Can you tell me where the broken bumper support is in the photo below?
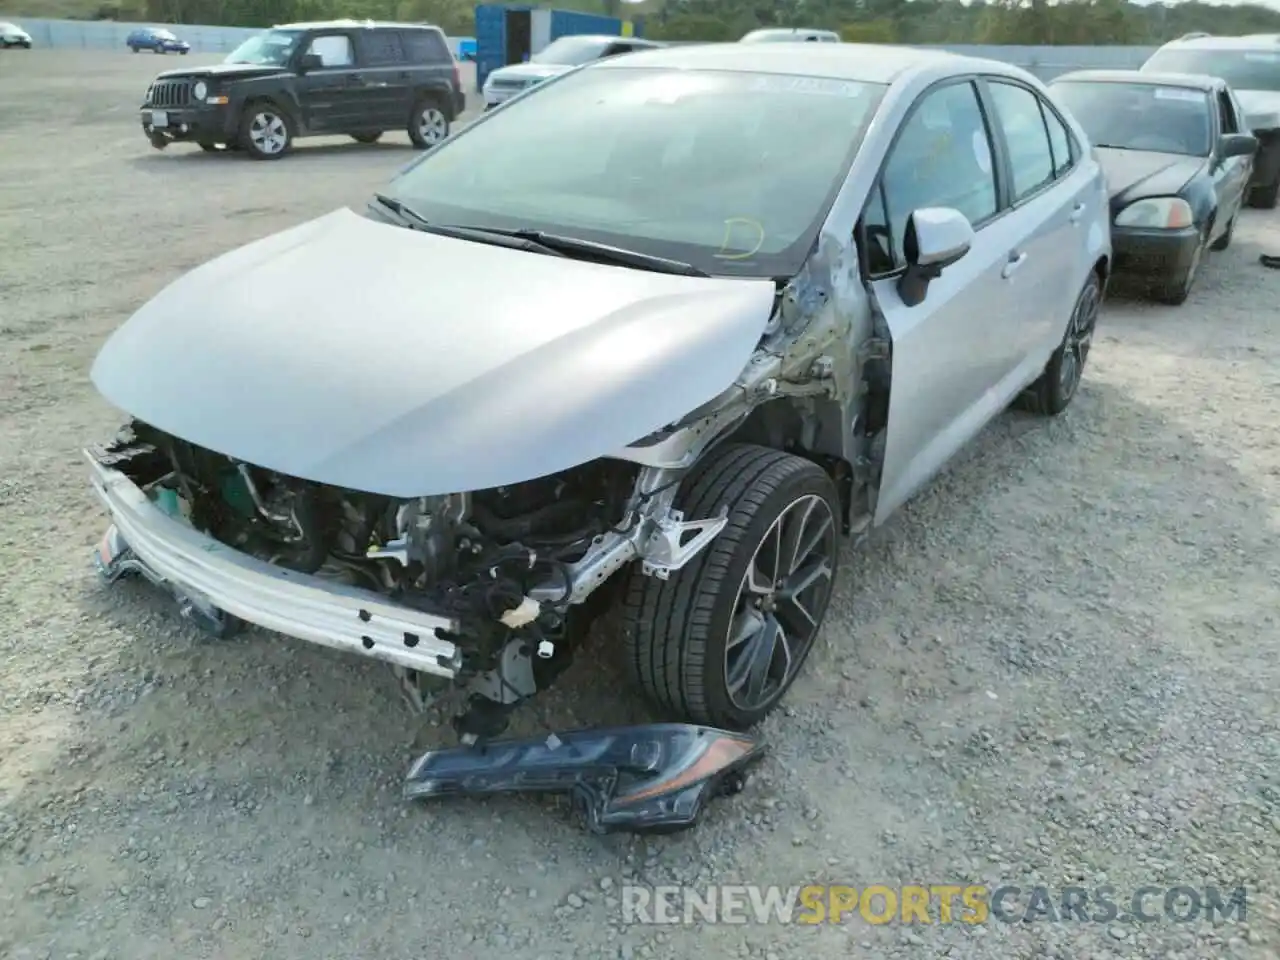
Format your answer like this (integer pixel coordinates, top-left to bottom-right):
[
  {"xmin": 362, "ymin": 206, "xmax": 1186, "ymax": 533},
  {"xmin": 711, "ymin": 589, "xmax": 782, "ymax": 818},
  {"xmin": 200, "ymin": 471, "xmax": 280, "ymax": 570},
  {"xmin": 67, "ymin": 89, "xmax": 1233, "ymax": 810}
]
[
  {"xmin": 85, "ymin": 451, "xmax": 463, "ymax": 678},
  {"xmin": 404, "ymin": 723, "xmax": 766, "ymax": 833}
]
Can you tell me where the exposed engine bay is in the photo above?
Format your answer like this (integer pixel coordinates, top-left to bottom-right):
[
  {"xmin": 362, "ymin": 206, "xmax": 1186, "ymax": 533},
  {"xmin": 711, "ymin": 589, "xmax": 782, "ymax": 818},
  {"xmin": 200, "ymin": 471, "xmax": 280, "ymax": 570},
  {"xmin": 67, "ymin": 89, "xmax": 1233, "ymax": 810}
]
[{"xmin": 94, "ymin": 419, "xmax": 730, "ymax": 741}]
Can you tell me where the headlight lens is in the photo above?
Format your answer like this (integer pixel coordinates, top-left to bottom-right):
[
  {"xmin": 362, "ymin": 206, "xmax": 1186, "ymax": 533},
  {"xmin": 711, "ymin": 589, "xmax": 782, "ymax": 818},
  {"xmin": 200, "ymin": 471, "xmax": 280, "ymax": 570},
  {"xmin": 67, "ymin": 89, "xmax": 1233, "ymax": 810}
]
[
  {"xmin": 1114, "ymin": 197, "xmax": 1194, "ymax": 229},
  {"xmin": 193, "ymin": 80, "xmax": 208, "ymax": 100}
]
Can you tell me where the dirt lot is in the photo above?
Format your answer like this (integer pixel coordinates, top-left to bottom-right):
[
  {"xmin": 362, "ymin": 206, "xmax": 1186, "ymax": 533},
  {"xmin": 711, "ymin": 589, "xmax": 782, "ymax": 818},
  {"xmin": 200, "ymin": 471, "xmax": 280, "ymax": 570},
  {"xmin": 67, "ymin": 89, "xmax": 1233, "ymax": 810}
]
[{"xmin": 2, "ymin": 49, "xmax": 1280, "ymax": 960}]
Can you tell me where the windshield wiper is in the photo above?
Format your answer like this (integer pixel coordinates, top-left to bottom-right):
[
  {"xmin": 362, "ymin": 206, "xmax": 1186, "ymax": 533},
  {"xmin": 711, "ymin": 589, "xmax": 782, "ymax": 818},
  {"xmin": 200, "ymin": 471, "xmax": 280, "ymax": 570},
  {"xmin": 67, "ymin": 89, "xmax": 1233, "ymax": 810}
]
[
  {"xmin": 468, "ymin": 227, "xmax": 710, "ymax": 277},
  {"xmin": 370, "ymin": 195, "xmax": 565, "ymax": 257}
]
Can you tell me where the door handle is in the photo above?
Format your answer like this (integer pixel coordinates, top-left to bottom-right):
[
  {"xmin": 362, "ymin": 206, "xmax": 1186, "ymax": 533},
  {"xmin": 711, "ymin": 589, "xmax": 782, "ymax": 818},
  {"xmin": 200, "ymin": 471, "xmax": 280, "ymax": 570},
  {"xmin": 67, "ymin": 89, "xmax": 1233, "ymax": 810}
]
[
  {"xmin": 1001, "ymin": 251, "xmax": 1028, "ymax": 279},
  {"xmin": 1068, "ymin": 202, "xmax": 1086, "ymax": 224}
]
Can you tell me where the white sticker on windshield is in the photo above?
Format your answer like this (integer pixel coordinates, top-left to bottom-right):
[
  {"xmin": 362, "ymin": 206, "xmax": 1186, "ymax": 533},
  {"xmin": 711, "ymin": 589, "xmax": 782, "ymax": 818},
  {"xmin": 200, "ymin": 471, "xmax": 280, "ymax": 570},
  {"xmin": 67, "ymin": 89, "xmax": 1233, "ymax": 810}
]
[
  {"xmin": 1245, "ymin": 52, "xmax": 1279, "ymax": 62},
  {"xmin": 748, "ymin": 74, "xmax": 867, "ymax": 97},
  {"xmin": 972, "ymin": 130, "xmax": 992, "ymax": 174},
  {"xmin": 1154, "ymin": 87, "xmax": 1203, "ymax": 102}
]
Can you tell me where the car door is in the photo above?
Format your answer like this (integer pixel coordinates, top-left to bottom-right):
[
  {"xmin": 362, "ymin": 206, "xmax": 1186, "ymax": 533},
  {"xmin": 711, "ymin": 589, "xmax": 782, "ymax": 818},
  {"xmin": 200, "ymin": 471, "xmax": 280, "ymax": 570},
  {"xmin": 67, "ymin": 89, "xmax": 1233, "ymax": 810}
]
[
  {"xmin": 293, "ymin": 31, "xmax": 362, "ymax": 133},
  {"xmin": 979, "ymin": 78, "xmax": 1086, "ymax": 363},
  {"xmin": 353, "ymin": 29, "xmax": 412, "ymax": 130},
  {"xmin": 866, "ymin": 79, "xmax": 1033, "ymax": 523},
  {"xmin": 1214, "ymin": 86, "xmax": 1251, "ymax": 224}
]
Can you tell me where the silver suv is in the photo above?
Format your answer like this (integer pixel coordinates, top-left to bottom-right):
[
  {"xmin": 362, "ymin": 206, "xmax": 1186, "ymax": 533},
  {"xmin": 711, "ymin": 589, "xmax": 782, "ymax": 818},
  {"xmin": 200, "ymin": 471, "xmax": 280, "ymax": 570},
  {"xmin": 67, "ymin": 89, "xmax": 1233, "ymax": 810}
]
[{"xmin": 1142, "ymin": 33, "xmax": 1280, "ymax": 208}]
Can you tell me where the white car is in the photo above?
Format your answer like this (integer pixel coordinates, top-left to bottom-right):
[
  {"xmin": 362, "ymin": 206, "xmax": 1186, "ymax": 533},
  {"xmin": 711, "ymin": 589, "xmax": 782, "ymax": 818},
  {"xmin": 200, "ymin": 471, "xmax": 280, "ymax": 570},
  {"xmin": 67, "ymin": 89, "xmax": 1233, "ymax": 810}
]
[
  {"xmin": 740, "ymin": 28, "xmax": 840, "ymax": 43},
  {"xmin": 0, "ymin": 21, "xmax": 32, "ymax": 48},
  {"xmin": 482, "ymin": 34, "xmax": 663, "ymax": 109}
]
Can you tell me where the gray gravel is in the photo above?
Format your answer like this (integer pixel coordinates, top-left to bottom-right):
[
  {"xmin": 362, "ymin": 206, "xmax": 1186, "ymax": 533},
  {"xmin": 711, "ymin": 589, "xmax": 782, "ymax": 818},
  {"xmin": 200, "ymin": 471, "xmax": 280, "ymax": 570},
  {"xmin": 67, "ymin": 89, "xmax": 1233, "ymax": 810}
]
[{"xmin": 2, "ymin": 50, "xmax": 1279, "ymax": 960}]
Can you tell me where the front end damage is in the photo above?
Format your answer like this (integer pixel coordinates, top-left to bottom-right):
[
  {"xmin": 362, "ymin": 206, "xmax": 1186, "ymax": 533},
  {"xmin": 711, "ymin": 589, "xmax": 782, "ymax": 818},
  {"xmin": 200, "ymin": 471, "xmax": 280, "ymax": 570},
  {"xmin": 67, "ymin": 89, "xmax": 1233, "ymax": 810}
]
[{"xmin": 87, "ymin": 419, "xmax": 729, "ymax": 741}]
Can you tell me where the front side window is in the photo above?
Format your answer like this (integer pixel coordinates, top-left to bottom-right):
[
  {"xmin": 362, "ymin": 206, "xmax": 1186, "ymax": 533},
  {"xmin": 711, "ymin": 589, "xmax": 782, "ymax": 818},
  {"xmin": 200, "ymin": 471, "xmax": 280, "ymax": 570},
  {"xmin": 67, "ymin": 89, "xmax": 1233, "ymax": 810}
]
[
  {"xmin": 306, "ymin": 34, "xmax": 355, "ymax": 68},
  {"xmin": 1217, "ymin": 89, "xmax": 1240, "ymax": 134},
  {"xmin": 877, "ymin": 80, "xmax": 998, "ymax": 268},
  {"xmin": 531, "ymin": 36, "xmax": 612, "ymax": 66},
  {"xmin": 385, "ymin": 67, "xmax": 886, "ymax": 277},
  {"xmin": 225, "ymin": 29, "xmax": 303, "ymax": 66},
  {"xmin": 1143, "ymin": 47, "xmax": 1280, "ymax": 92},
  {"xmin": 1051, "ymin": 80, "xmax": 1211, "ymax": 157},
  {"xmin": 986, "ymin": 81, "xmax": 1056, "ymax": 201}
]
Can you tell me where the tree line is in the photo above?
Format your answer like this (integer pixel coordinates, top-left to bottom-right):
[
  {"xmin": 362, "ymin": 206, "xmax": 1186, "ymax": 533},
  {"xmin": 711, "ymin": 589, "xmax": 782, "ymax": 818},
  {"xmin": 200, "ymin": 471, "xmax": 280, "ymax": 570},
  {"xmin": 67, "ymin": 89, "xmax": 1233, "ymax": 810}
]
[{"xmin": 75, "ymin": 0, "xmax": 1280, "ymax": 47}]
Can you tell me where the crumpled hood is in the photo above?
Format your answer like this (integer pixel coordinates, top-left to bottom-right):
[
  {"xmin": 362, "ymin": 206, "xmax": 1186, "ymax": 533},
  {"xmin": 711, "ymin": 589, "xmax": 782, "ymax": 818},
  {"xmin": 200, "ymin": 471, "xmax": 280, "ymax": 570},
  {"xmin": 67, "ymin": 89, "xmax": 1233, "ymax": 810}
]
[
  {"xmin": 91, "ymin": 208, "xmax": 776, "ymax": 498},
  {"xmin": 487, "ymin": 62, "xmax": 571, "ymax": 84},
  {"xmin": 1096, "ymin": 147, "xmax": 1201, "ymax": 209},
  {"xmin": 1236, "ymin": 89, "xmax": 1280, "ymax": 132}
]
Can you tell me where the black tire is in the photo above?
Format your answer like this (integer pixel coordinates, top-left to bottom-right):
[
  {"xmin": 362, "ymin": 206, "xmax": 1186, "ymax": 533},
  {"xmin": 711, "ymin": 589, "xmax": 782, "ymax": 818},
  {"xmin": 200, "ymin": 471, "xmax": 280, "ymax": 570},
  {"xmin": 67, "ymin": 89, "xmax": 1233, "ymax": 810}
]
[
  {"xmin": 238, "ymin": 102, "xmax": 293, "ymax": 161},
  {"xmin": 1210, "ymin": 212, "xmax": 1235, "ymax": 252},
  {"xmin": 350, "ymin": 132, "xmax": 382, "ymax": 144},
  {"xmin": 130, "ymin": 45, "xmax": 139, "ymax": 53},
  {"xmin": 1248, "ymin": 180, "xmax": 1279, "ymax": 210},
  {"xmin": 180, "ymin": 49, "xmax": 188, "ymax": 55},
  {"xmin": 1017, "ymin": 269, "xmax": 1101, "ymax": 416},
  {"xmin": 1155, "ymin": 230, "xmax": 1205, "ymax": 306},
  {"xmin": 620, "ymin": 443, "xmax": 841, "ymax": 730},
  {"xmin": 407, "ymin": 96, "xmax": 450, "ymax": 148}
]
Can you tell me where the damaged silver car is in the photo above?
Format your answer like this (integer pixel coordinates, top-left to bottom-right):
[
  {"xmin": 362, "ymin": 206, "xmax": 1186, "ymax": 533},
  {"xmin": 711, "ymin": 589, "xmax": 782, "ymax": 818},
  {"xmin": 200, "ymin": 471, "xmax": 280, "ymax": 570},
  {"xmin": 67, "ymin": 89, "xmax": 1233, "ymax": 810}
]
[{"xmin": 87, "ymin": 44, "xmax": 1111, "ymax": 743}]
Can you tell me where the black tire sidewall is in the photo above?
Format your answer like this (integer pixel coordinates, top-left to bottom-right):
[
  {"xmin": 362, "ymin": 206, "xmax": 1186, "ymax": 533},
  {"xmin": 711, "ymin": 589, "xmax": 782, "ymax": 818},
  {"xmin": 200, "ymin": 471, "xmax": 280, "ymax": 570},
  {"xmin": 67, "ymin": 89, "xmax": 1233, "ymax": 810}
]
[
  {"xmin": 408, "ymin": 97, "xmax": 449, "ymax": 148},
  {"xmin": 1040, "ymin": 270, "xmax": 1101, "ymax": 413},
  {"xmin": 678, "ymin": 453, "xmax": 840, "ymax": 728}
]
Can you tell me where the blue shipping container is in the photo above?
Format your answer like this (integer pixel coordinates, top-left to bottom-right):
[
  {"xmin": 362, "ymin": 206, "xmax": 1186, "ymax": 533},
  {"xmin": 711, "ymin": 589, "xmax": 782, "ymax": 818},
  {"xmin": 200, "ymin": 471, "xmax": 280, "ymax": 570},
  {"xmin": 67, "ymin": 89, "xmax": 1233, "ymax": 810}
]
[{"xmin": 474, "ymin": 4, "xmax": 640, "ymax": 90}]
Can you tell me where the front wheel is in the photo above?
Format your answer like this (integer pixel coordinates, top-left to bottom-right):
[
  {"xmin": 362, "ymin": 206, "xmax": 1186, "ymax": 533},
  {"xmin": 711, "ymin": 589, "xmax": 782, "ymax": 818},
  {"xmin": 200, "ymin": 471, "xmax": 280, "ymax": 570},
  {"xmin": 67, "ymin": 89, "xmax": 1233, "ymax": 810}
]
[
  {"xmin": 1210, "ymin": 212, "xmax": 1235, "ymax": 252},
  {"xmin": 1155, "ymin": 232, "xmax": 1204, "ymax": 306},
  {"xmin": 408, "ymin": 97, "xmax": 449, "ymax": 148},
  {"xmin": 621, "ymin": 444, "xmax": 841, "ymax": 730},
  {"xmin": 1017, "ymin": 270, "xmax": 1100, "ymax": 416},
  {"xmin": 239, "ymin": 104, "xmax": 293, "ymax": 160}
]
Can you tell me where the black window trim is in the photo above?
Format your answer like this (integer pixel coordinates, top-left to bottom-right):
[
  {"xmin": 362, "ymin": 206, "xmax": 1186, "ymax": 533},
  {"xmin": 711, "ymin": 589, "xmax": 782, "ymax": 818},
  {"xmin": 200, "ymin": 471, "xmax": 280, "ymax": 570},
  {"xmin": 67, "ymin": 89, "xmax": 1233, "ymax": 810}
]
[
  {"xmin": 857, "ymin": 74, "xmax": 1005, "ymax": 281},
  {"xmin": 977, "ymin": 76, "xmax": 1072, "ymax": 211}
]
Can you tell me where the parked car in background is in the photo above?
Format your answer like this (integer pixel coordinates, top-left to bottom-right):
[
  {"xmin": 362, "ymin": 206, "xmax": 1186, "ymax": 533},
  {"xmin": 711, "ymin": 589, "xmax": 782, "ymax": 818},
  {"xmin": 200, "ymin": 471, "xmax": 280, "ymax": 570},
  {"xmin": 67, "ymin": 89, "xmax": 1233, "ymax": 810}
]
[
  {"xmin": 88, "ymin": 44, "xmax": 1109, "ymax": 746},
  {"xmin": 1141, "ymin": 34, "xmax": 1280, "ymax": 208},
  {"xmin": 127, "ymin": 27, "xmax": 191, "ymax": 55},
  {"xmin": 1051, "ymin": 70, "xmax": 1256, "ymax": 305},
  {"xmin": 739, "ymin": 28, "xmax": 840, "ymax": 43},
  {"xmin": 0, "ymin": 21, "xmax": 32, "ymax": 48},
  {"xmin": 482, "ymin": 34, "xmax": 665, "ymax": 109},
  {"xmin": 139, "ymin": 20, "xmax": 465, "ymax": 159}
]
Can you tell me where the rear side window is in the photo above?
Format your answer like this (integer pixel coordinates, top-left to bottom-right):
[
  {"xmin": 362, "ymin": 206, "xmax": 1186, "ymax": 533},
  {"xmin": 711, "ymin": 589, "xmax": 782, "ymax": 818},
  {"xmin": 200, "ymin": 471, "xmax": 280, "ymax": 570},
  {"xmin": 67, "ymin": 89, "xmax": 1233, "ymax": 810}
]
[
  {"xmin": 1041, "ymin": 103, "xmax": 1075, "ymax": 177},
  {"xmin": 401, "ymin": 28, "xmax": 450, "ymax": 63},
  {"xmin": 361, "ymin": 30, "xmax": 404, "ymax": 67},
  {"xmin": 985, "ymin": 81, "xmax": 1055, "ymax": 201}
]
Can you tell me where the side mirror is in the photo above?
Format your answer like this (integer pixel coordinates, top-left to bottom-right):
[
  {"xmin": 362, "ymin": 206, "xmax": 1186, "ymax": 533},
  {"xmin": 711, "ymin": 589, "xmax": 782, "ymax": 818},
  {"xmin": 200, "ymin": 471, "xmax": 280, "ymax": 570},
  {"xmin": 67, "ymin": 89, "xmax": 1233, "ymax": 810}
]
[
  {"xmin": 897, "ymin": 207, "xmax": 974, "ymax": 308},
  {"xmin": 298, "ymin": 52, "xmax": 323, "ymax": 72},
  {"xmin": 1219, "ymin": 132, "xmax": 1258, "ymax": 160}
]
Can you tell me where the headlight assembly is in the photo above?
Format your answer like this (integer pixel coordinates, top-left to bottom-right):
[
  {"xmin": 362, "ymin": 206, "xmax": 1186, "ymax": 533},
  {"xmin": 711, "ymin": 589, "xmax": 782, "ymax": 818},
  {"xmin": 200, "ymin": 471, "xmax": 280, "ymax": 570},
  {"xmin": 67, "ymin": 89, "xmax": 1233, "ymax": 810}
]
[
  {"xmin": 1114, "ymin": 197, "xmax": 1194, "ymax": 230},
  {"xmin": 193, "ymin": 80, "xmax": 208, "ymax": 101}
]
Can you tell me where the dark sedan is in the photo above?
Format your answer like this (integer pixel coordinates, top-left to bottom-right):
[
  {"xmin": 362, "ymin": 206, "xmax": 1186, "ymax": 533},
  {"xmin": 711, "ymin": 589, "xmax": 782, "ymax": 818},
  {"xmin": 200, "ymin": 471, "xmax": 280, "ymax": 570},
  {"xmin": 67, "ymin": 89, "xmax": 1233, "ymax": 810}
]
[{"xmin": 1051, "ymin": 69, "xmax": 1257, "ymax": 305}]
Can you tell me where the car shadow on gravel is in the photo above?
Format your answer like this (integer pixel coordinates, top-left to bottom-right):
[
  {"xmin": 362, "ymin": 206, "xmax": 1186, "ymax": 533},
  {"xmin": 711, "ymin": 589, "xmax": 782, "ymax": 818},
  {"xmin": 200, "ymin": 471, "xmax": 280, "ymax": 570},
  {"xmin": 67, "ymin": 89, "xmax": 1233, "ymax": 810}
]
[{"xmin": 49, "ymin": 374, "xmax": 1279, "ymax": 855}]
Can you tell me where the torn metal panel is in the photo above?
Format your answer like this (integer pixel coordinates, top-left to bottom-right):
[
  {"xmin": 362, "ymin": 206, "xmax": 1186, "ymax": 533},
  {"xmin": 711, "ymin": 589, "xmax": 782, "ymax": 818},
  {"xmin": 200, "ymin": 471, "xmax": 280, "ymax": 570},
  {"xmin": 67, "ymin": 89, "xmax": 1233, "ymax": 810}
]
[{"xmin": 404, "ymin": 723, "xmax": 766, "ymax": 834}]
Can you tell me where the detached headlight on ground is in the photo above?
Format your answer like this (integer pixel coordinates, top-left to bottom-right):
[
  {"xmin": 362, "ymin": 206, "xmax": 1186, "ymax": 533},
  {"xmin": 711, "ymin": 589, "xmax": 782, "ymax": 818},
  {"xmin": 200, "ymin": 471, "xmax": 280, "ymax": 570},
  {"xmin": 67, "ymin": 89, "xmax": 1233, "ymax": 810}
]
[
  {"xmin": 193, "ymin": 81, "xmax": 208, "ymax": 100},
  {"xmin": 1114, "ymin": 197, "xmax": 1193, "ymax": 229}
]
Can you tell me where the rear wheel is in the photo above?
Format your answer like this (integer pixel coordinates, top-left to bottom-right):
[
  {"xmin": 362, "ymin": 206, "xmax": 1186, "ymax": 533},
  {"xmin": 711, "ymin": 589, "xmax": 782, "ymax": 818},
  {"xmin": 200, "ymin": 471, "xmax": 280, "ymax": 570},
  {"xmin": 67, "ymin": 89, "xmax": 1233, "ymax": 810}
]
[
  {"xmin": 408, "ymin": 97, "xmax": 449, "ymax": 148},
  {"xmin": 1017, "ymin": 270, "xmax": 1100, "ymax": 416},
  {"xmin": 621, "ymin": 443, "xmax": 841, "ymax": 730}
]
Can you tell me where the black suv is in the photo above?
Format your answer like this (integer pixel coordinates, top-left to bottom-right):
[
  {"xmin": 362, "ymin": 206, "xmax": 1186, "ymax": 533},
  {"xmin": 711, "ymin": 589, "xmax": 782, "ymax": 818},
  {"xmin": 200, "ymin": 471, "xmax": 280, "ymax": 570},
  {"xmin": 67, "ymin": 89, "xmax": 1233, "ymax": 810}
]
[{"xmin": 140, "ymin": 20, "xmax": 466, "ymax": 160}]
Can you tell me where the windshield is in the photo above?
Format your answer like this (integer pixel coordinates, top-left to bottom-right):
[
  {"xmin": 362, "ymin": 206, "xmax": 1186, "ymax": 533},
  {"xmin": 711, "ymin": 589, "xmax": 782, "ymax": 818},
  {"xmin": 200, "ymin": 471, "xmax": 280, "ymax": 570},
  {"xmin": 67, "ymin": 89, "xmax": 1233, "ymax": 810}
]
[
  {"xmin": 155, "ymin": 30, "xmax": 175, "ymax": 39},
  {"xmin": 530, "ymin": 36, "xmax": 612, "ymax": 65},
  {"xmin": 225, "ymin": 28, "xmax": 303, "ymax": 66},
  {"xmin": 384, "ymin": 67, "xmax": 885, "ymax": 277},
  {"xmin": 1052, "ymin": 81, "xmax": 1211, "ymax": 156},
  {"xmin": 1143, "ymin": 47, "xmax": 1280, "ymax": 92}
]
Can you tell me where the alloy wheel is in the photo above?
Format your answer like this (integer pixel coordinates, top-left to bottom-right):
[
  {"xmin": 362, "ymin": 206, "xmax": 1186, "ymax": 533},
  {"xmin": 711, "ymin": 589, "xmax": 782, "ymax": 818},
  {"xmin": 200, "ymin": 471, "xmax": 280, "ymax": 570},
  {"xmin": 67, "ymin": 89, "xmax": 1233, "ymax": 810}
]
[
  {"xmin": 724, "ymin": 494, "xmax": 836, "ymax": 712},
  {"xmin": 417, "ymin": 107, "xmax": 448, "ymax": 145},
  {"xmin": 248, "ymin": 112, "xmax": 288, "ymax": 156},
  {"xmin": 1058, "ymin": 279, "xmax": 1100, "ymax": 402}
]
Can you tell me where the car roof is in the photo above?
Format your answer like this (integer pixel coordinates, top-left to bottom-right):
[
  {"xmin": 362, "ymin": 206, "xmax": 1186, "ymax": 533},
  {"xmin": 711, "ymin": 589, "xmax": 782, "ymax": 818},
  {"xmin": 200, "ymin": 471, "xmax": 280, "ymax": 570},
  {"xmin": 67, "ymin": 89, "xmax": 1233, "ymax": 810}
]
[
  {"xmin": 593, "ymin": 41, "xmax": 994, "ymax": 84},
  {"xmin": 273, "ymin": 19, "xmax": 443, "ymax": 31},
  {"xmin": 1056, "ymin": 68, "xmax": 1221, "ymax": 91},
  {"xmin": 744, "ymin": 27, "xmax": 838, "ymax": 36},
  {"xmin": 1159, "ymin": 33, "xmax": 1280, "ymax": 51},
  {"xmin": 545, "ymin": 34, "xmax": 662, "ymax": 45}
]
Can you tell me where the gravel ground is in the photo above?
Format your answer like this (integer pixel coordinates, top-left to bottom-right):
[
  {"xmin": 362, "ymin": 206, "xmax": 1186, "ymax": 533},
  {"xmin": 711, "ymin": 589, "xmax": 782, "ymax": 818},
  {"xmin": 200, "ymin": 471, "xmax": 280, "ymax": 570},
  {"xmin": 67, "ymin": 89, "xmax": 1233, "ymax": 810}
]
[{"xmin": 2, "ymin": 50, "xmax": 1280, "ymax": 960}]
